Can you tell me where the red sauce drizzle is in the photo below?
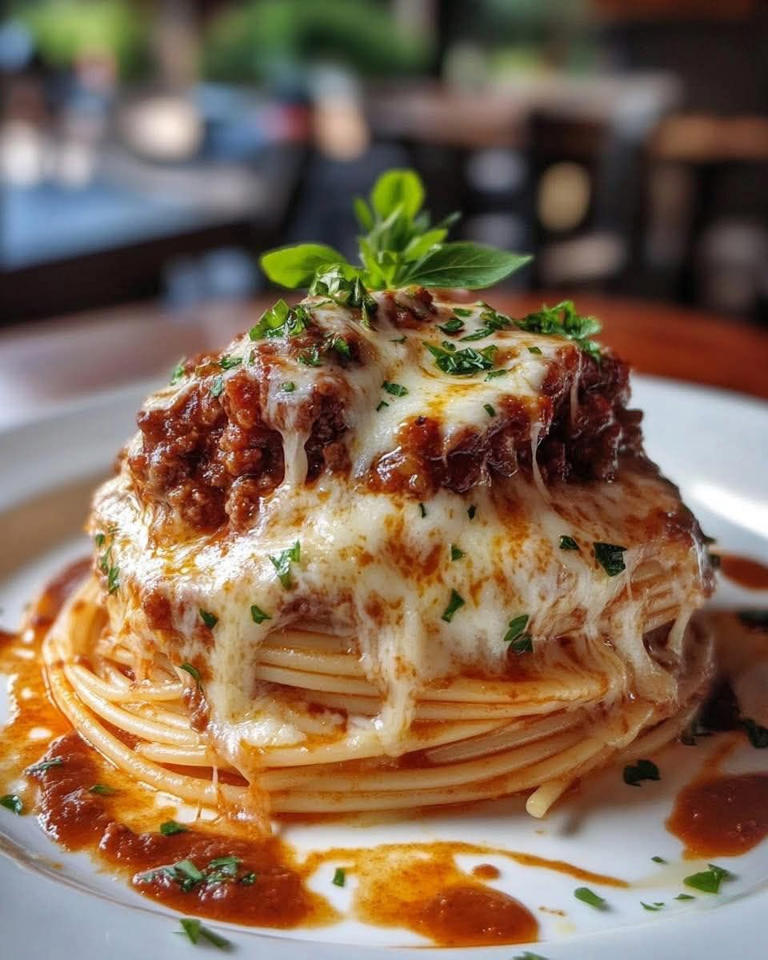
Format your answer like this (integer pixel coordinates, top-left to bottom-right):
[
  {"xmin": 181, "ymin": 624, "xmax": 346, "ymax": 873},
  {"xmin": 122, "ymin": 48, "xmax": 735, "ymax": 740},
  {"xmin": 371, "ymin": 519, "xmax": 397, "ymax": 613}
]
[
  {"xmin": 667, "ymin": 773, "xmax": 768, "ymax": 857},
  {"xmin": 719, "ymin": 554, "xmax": 768, "ymax": 590}
]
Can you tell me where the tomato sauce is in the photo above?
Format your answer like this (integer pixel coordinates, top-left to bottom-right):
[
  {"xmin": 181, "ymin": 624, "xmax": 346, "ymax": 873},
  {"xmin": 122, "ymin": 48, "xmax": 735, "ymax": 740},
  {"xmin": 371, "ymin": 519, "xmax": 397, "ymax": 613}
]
[
  {"xmin": 667, "ymin": 773, "xmax": 768, "ymax": 858},
  {"xmin": 719, "ymin": 554, "xmax": 768, "ymax": 591}
]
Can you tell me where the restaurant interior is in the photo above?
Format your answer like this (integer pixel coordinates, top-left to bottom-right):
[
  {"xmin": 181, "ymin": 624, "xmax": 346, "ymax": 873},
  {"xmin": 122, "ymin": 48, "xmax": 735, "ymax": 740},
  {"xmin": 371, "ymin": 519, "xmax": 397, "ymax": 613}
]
[{"xmin": 1, "ymin": 0, "xmax": 767, "ymax": 424}]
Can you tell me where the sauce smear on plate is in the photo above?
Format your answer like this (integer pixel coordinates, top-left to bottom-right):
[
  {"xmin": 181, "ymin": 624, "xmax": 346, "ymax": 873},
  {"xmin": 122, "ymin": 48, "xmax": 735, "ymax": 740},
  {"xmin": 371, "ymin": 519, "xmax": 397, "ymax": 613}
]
[{"xmin": 667, "ymin": 773, "xmax": 768, "ymax": 857}]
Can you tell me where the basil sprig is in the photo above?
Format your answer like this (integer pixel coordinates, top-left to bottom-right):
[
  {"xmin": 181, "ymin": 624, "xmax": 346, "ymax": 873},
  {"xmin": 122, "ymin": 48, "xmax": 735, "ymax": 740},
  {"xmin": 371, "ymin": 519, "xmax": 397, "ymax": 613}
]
[{"xmin": 260, "ymin": 168, "xmax": 530, "ymax": 293}]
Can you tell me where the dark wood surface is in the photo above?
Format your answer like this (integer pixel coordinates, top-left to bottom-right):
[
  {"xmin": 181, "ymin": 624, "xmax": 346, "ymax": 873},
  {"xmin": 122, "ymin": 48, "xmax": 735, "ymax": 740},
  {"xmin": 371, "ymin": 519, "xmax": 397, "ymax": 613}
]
[{"xmin": 0, "ymin": 291, "xmax": 766, "ymax": 429}]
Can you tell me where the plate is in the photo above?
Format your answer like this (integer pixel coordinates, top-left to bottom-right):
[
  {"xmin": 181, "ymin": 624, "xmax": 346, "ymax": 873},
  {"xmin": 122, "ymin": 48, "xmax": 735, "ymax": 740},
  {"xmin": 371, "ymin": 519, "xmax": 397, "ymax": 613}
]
[{"xmin": 0, "ymin": 375, "xmax": 766, "ymax": 959}]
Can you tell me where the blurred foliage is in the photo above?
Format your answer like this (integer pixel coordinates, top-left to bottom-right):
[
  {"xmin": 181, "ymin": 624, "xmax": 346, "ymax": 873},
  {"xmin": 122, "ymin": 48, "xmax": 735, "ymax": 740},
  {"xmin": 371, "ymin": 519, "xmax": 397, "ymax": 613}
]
[
  {"xmin": 203, "ymin": 0, "xmax": 431, "ymax": 85},
  {"xmin": 15, "ymin": 0, "xmax": 148, "ymax": 77}
]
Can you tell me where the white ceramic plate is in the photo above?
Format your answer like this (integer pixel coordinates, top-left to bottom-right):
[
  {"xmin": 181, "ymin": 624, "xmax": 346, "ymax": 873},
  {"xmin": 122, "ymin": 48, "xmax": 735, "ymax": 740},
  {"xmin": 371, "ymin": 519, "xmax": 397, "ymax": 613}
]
[{"xmin": 1, "ymin": 375, "xmax": 766, "ymax": 960}]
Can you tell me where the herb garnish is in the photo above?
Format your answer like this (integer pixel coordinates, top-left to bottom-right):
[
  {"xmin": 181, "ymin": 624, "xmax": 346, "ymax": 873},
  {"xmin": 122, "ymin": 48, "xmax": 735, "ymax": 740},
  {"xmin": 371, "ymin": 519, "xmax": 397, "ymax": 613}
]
[
  {"xmin": 178, "ymin": 918, "xmax": 231, "ymax": 950},
  {"xmin": 683, "ymin": 864, "xmax": 733, "ymax": 894},
  {"xmin": 675, "ymin": 893, "xmax": 695, "ymax": 901},
  {"xmin": 450, "ymin": 544, "xmax": 464, "ymax": 561},
  {"xmin": 467, "ymin": 505, "xmax": 477, "ymax": 519},
  {"xmin": 249, "ymin": 299, "xmax": 312, "ymax": 340},
  {"xmin": 170, "ymin": 358, "xmax": 187, "ymax": 385},
  {"xmin": 459, "ymin": 305, "xmax": 511, "ymax": 341},
  {"xmin": 438, "ymin": 317, "xmax": 464, "ymax": 334},
  {"xmin": 484, "ymin": 369, "xmax": 507, "ymax": 380},
  {"xmin": 741, "ymin": 718, "xmax": 768, "ymax": 748},
  {"xmin": 210, "ymin": 375, "xmax": 225, "ymax": 398},
  {"xmin": 641, "ymin": 901, "xmax": 665, "ymax": 912},
  {"xmin": 89, "ymin": 784, "xmax": 116, "ymax": 796},
  {"xmin": 250, "ymin": 604, "xmax": 272, "ymax": 625},
  {"xmin": 282, "ymin": 381, "xmax": 296, "ymax": 392},
  {"xmin": 261, "ymin": 169, "xmax": 530, "ymax": 293},
  {"xmin": 594, "ymin": 542, "xmax": 627, "ymax": 577},
  {"xmin": 651, "ymin": 855, "xmax": 667, "ymax": 864},
  {"xmin": 95, "ymin": 530, "xmax": 120, "ymax": 595},
  {"xmin": 376, "ymin": 400, "xmax": 389, "ymax": 412},
  {"xmin": 0, "ymin": 794, "xmax": 22, "ymax": 814},
  {"xmin": 269, "ymin": 541, "xmax": 301, "ymax": 588},
  {"xmin": 426, "ymin": 341, "xmax": 497, "ymax": 376},
  {"xmin": 180, "ymin": 662, "xmax": 201, "ymax": 684},
  {"xmin": 298, "ymin": 344, "xmax": 323, "ymax": 367},
  {"xmin": 528, "ymin": 346, "xmax": 542, "ymax": 355},
  {"xmin": 574, "ymin": 887, "xmax": 607, "ymax": 909},
  {"xmin": 514, "ymin": 954, "xmax": 549, "ymax": 960},
  {"xmin": 332, "ymin": 867, "xmax": 346, "ymax": 887},
  {"xmin": 504, "ymin": 614, "xmax": 532, "ymax": 654},
  {"xmin": 218, "ymin": 354, "xmax": 242, "ymax": 370},
  {"xmin": 516, "ymin": 300, "xmax": 602, "ymax": 360},
  {"xmin": 160, "ymin": 820, "xmax": 187, "ymax": 836},
  {"xmin": 623, "ymin": 759, "xmax": 660, "ymax": 787},
  {"xmin": 26, "ymin": 757, "xmax": 64, "ymax": 775},
  {"xmin": 441, "ymin": 590, "xmax": 465, "ymax": 623},
  {"xmin": 382, "ymin": 381, "xmax": 408, "ymax": 397},
  {"xmin": 419, "ymin": 503, "xmax": 427, "ymax": 518},
  {"xmin": 559, "ymin": 535, "xmax": 579, "ymax": 551},
  {"xmin": 483, "ymin": 403, "xmax": 496, "ymax": 417},
  {"xmin": 199, "ymin": 609, "xmax": 218, "ymax": 629}
]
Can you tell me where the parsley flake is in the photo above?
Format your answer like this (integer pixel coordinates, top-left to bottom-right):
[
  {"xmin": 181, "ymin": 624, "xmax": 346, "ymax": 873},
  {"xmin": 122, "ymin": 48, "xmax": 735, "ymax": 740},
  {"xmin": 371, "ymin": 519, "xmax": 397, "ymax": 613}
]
[
  {"xmin": 651, "ymin": 855, "xmax": 667, "ymax": 864},
  {"xmin": 504, "ymin": 614, "xmax": 532, "ymax": 654},
  {"xmin": 641, "ymin": 901, "xmax": 665, "ymax": 912},
  {"xmin": 0, "ymin": 794, "xmax": 23, "ymax": 814},
  {"xmin": 450, "ymin": 544, "xmax": 464, "ymax": 561},
  {"xmin": 180, "ymin": 662, "xmax": 201, "ymax": 684},
  {"xmin": 594, "ymin": 542, "xmax": 627, "ymax": 577},
  {"xmin": 178, "ymin": 918, "xmax": 231, "ymax": 950},
  {"xmin": 26, "ymin": 757, "xmax": 64, "ymax": 775},
  {"xmin": 623, "ymin": 759, "xmax": 660, "ymax": 787},
  {"xmin": 419, "ymin": 503, "xmax": 427, "ymax": 518},
  {"xmin": 683, "ymin": 864, "xmax": 733, "ymax": 894},
  {"xmin": 269, "ymin": 541, "xmax": 301, "ymax": 588},
  {"xmin": 675, "ymin": 893, "xmax": 695, "ymax": 901},
  {"xmin": 376, "ymin": 400, "xmax": 389, "ymax": 412},
  {"xmin": 382, "ymin": 381, "xmax": 408, "ymax": 397},
  {"xmin": 199, "ymin": 609, "xmax": 218, "ymax": 629},
  {"xmin": 483, "ymin": 403, "xmax": 496, "ymax": 417},
  {"xmin": 528, "ymin": 346, "xmax": 543, "ymax": 355},
  {"xmin": 282, "ymin": 381, "xmax": 296, "ymax": 392},
  {"xmin": 170, "ymin": 358, "xmax": 187, "ymax": 385},
  {"xmin": 559, "ymin": 535, "xmax": 579, "ymax": 551},
  {"xmin": 332, "ymin": 867, "xmax": 346, "ymax": 887},
  {"xmin": 89, "ymin": 783, "xmax": 116, "ymax": 796},
  {"xmin": 210, "ymin": 375, "xmax": 225, "ymax": 398},
  {"xmin": 574, "ymin": 887, "xmax": 607, "ymax": 909},
  {"xmin": 441, "ymin": 590, "xmax": 465, "ymax": 623},
  {"xmin": 438, "ymin": 317, "xmax": 464, "ymax": 334},
  {"xmin": 160, "ymin": 820, "xmax": 188, "ymax": 836},
  {"xmin": 218, "ymin": 355, "xmax": 242, "ymax": 370},
  {"xmin": 426, "ymin": 342, "xmax": 497, "ymax": 376},
  {"xmin": 250, "ymin": 604, "xmax": 272, "ymax": 625}
]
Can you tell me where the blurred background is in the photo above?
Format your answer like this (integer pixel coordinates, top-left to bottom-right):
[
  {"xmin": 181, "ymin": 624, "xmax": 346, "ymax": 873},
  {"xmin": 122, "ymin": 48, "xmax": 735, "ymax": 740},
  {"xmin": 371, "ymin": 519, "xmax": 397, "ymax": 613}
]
[{"xmin": 1, "ymin": 0, "xmax": 767, "ymax": 422}]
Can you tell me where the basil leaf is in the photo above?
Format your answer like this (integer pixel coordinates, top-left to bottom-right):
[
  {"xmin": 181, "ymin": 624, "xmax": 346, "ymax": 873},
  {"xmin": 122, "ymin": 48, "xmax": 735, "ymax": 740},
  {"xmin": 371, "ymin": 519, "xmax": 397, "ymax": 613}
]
[
  {"xmin": 260, "ymin": 244, "xmax": 347, "ymax": 289},
  {"xmin": 371, "ymin": 168, "xmax": 424, "ymax": 220},
  {"xmin": 404, "ymin": 243, "xmax": 531, "ymax": 289}
]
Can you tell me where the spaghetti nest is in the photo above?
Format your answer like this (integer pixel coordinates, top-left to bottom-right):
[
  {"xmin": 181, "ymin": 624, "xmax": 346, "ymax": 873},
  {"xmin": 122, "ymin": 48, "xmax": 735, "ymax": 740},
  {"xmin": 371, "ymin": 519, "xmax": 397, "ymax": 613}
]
[{"xmin": 43, "ymin": 573, "xmax": 713, "ymax": 822}]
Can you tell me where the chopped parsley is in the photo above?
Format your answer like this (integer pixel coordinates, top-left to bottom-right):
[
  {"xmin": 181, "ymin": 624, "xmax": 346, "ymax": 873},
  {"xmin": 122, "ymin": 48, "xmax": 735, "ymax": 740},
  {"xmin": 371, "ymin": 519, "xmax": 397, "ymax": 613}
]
[
  {"xmin": 426, "ymin": 341, "xmax": 497, "ymax": 376},
  {"xmin": 594, "ymin": 542, "xmax": 627, "ymax": 577},
  {"xmin": 574, "ymin": 887, "xmax": 607, "ymax": 909},
  {"xmin": 641, "ymin": 901, "xmax": 665, "ymax": 912},
  {"xmin": 0, "ymin": 794, "xmax": 23, "ymax": 814},
  {"xmin": 453, "ymin": 307, "xmax": 473, "ymax": 317},
  {"xmin": 282, "ymin": 381, "xmax": 296, "ymax": 392},
  {"xmin": 459, "ymin": 306, "xmax": 512, "ymax": 341},
  {"xmin": 419, "ymin": 503, "xmax": 427, "ymax": 518},
  {"xmin": 328, "ymin": 334, "xmax": 352, "ymax": 359},
  {"xmin": 96, "ymin": 529, "xmax": 120, "ymax": 596},
  {"xmin": 390, "ymin": 335, "xmax": 407, "ymax": 344},
  {"xmin": 180, "ymin": 662, "xmax": 201, "ymax": 684},
  {"xmin": 178, "ymin": 918, "xmax": 231, "ymax": 950},
  {"xmin": 269, "ymin": 541, "xmax": 301, "ymax": 588},
  {"xmin": 210, "ymin": 375, "xmax": 225, "ymax": 398},
  {"xmin": 441, "ymin": 590, "xmax": 465, "ymax": 623},
  {"xmin": 250, "ymin": 604, "xmax": 272, "ymax": 625},
  {"xmin": 438, "ymin": 317, "xmax": 465, "ymax": 334},
  {"xmin": 332, "ymin": 867, "xmax": 346, "ymax": 887},
  {"xmin": 170, "ymin": 358, "xmax": 187, "ymax": 385},
  {"xmin": 623, "ymin": 759, "xmax": 660, "ymax": 787},
  {"xmin": 382, "ymin": 380, "xmax": 408, "ymax": 397},
  {"xmin": 160, "ymin": 820, "xmax": 188, "ymax": 836},
  {"xmin": 89, "ymin": 783, "xmax": 116, "ymax": 796},
  {"xmin": 298, "ymin": 345, "xmax": 323, "ymax": 367},
  {"xmin": 218, "ymin": 354, "xmax": 242, "ymax": 370},
  {"xmin": 651, "ymin": 855, "xmax": 667, "ymax": 864},
  {"xmin": 504, "ymin": 614, "xmax": 532, "ymax": 654},
  {"xmin": 514, "ymin": 954, "xmax": 549, "ymax": 960},
  {"xmin": 199, "ymin": 609, "xmax": 218, "ymax": 629},
  {"xmin": 25, "ymin": 757, "xmax": 64, "ymax": 775},
  {"xmin": 467, "ymin": 504, "xmax": 477, "ymax": 519},
  {"xmin": 141, "ymin": 855, "xmax": 254, "ymax": 902},
  {"xmin": 683, "ymin": 864, "xmax": 733, "ymax": 894},
  {"xmin": 742, "ymin": 718, "xmax": 768, "ymax": 747},
  {"xmin": 516, "ymin": 300, "xmax": 602, "ymax": 360},
  {"xmin": 559, "ymin": 535, "xmax": 579, "ymax": 551},
  {"xmin": 376, "ymin": 400, "xmax": 389, "ymax": 412},
  {"xmin": 675, "ymin": 893, "xmax": 695, "ymax": 901},
  {"xmin": 450, "ymin": 544, "xmax": 465, "ymax": 561},
  {"xmin": 484, "ymin": 369, "xmax": 507, "ymax": 380},
  {"xmin": 483, "ymin": 403, "xmax": 496, "ymax": 417},
  {"xmin": 249, "ymin": 299, "xmax": 312, "ymax": 340},
  {"xmin": 528, "ymin": 346, "xmax": 542, "ymax": 355}
]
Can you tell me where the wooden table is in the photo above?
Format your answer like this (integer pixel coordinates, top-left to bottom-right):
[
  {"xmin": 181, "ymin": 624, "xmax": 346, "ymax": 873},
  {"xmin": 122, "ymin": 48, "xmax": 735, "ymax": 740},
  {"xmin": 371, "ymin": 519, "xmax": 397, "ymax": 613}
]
[{"xmin": 0, "ymin": 292, "xmax": 766, "ymax": 429}]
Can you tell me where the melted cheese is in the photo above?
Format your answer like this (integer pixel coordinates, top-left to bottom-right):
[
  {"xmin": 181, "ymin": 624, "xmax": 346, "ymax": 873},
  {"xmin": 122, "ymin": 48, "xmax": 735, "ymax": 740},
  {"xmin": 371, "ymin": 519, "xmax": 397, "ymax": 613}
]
[{"xmin": 91, "ymin": 293, "xmax": 710, "ymax": 765}]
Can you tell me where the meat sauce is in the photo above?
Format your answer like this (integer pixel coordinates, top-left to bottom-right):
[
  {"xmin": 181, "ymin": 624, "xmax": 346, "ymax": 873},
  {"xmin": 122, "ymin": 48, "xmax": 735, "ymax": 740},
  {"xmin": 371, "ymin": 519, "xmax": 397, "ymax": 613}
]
[{"xmin": 127, "ymin": 292, "xmax": 647, "ymax": 534}]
